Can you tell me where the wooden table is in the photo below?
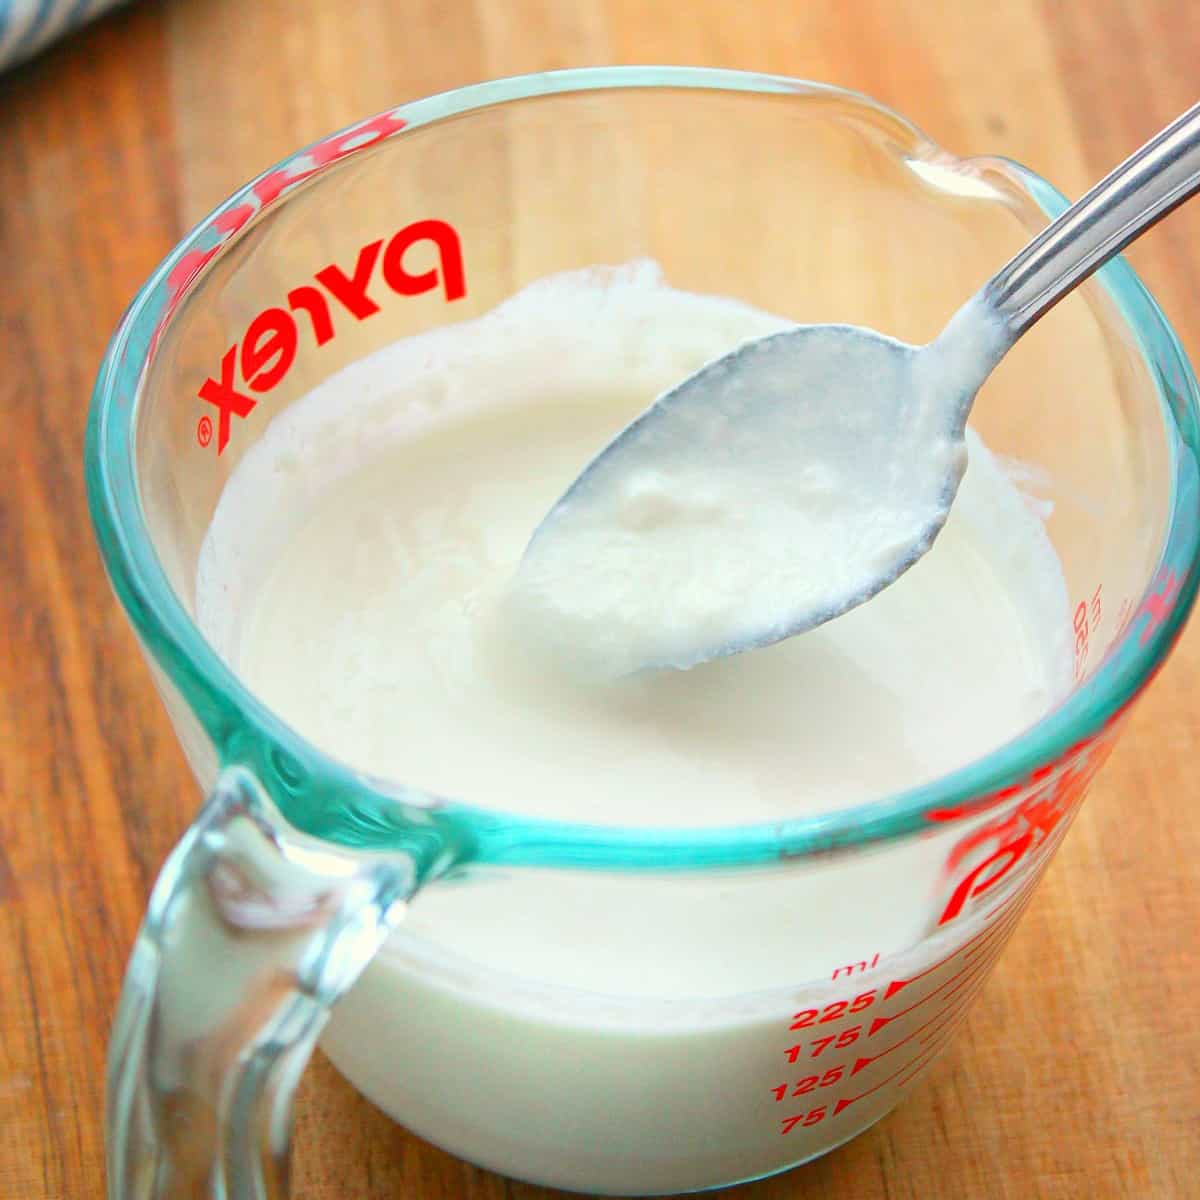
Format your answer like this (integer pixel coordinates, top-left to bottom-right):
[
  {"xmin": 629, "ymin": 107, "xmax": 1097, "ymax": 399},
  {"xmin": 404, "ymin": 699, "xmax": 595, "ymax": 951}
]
[{"xmin": 2, "ymin": 1, "xmax": 1197, "ymax": 1196}]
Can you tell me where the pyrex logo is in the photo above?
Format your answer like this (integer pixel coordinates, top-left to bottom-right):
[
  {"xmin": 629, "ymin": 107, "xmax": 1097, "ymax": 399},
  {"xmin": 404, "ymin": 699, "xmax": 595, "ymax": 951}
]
[{"xmin": 197, "ymin": 218, "xmax": 465, "ymax": 453}]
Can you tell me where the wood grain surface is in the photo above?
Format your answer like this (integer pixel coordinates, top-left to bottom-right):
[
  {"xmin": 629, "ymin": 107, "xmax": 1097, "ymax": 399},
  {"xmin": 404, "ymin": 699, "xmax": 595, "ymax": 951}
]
[{"xmin": 1, "ymin": 1, "xmax": 1197, "ymax": 1197}]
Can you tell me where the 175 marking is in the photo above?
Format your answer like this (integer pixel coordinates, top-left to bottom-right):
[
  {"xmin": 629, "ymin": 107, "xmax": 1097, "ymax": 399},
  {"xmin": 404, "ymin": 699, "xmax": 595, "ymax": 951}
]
[{"xmin": 784, "ymin": 1026, "xmax": 864, "ymax": 1062}]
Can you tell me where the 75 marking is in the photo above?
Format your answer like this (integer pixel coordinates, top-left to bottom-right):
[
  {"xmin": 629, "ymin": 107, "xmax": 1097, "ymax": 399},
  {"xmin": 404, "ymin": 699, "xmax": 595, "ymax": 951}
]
[{"xmin": 780, "ymin": 1106, "xmax": 829, "ymax": 1134}]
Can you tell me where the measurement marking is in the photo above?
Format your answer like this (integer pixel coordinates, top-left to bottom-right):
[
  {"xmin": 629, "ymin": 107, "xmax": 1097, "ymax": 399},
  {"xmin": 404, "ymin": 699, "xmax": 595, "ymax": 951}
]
[
  {"xmin": 870, "ymin": 949, "xmax": 993, "ymax": 1038},
  {"xmin": 960, "ymin": 921, "xmax": 1013, "ymax": 967},
  {"xmin": 882, "ymin": 905, "xmax": 1023, "ymax": 1009},
  {"xmin": 852, "ymin": 984, "xmax": 981, "ymax": 1074},
  {"xmin": 939, "ymin": 944, "xmax": 1005, "ymax": 1006},
  {"xmin": 984, "ymin": 883, "xmax": 1026, "ymax": 922},
  {"xmin": 1035, "ymin": 818, "xmax": 1073, "ymax": 870},
  {"xmin": 896, "ymin": 1024, "xmax": 961, "ymax": 1089},
  {"xmin": 963, "ymin": 897, "xmax": 1031, "ymax": 960},
  {"xmin": 966, "ymin": 892, "xmax": 1034, "ymax": 958},
  {"xmin": 868, "ymin": 987, "xmax": 980, "ymax": 1068},
  {"xmin": 833, "ymin": 1055, "xmax": 918, "ymax": 1114},
  {"xmin": 870, "ymin": 937, "xmax": 1009, "ymax": 1035},
  {"xmin": 885, "ymin": 900, "xmax": 1027, "ymax": 1002},
  {"xmin": 831, "ymin": 952, "xmax": 881, "ymax": 981},
  {"xmin": 841, "ymin": 776, "xmax": 1088, "ymax": 1085},
  {"xmin": 981, "ymin": 857, "xmax": 1053, "ymax": 923},
  {"xmin": 980, "ymin": 884, "xmax": 1034, "ymax": 929},
  {"xmin": 834, "ymin": 1033, "xmax": 949, "ymax": 1115},
  {"xmin": 918, "ymin": 1003, "xmax": 973, "ymax": 1048},
  {"xmin": 931, "ymin": 934, "xmax": 1011, "ymax": 1007}
]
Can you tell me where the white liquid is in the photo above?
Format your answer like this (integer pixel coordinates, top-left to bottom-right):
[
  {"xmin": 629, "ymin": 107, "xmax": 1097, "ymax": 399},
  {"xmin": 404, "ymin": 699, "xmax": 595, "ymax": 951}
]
[
  {"xmin": 509, "ymin": 295, "xmax": 1010, "ymax": 678},
  {"xmin": 197, "ymin": 263, "xmax": 1071, "ymax": 1194}
]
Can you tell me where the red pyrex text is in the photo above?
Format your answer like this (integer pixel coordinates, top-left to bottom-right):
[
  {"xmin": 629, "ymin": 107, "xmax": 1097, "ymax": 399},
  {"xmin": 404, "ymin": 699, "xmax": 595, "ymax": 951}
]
[{"xmin": 198, "ymin": 219, "xmax": 466, "ymax": 453}]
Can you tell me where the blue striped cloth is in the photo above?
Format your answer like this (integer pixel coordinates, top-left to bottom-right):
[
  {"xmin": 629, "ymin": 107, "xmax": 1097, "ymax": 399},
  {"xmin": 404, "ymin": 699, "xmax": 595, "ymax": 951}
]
[{"xmin": 0, "ymin": 0, "xmax": 127, "ymax": 72}]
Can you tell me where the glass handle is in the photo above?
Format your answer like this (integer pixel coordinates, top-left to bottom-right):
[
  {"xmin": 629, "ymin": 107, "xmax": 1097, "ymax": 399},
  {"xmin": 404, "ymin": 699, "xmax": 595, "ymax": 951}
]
[
  {"xmin": 106, "ymin": 767, "xmax": 417, "ymax": 1199},
  {"xmin": 983, "ymin": 100, "xmax": 1200, "ymax": 337}
]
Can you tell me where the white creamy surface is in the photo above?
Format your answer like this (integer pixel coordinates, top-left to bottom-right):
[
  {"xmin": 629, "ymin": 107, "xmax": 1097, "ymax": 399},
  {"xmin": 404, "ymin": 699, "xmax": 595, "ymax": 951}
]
[
  {"xmin": 196, "ymin": 263, "xmax": 1072, "ymax": 1193},
  {"xmin": 510, "ymin": 295, "xmax": 1010, "ymax": 678}
]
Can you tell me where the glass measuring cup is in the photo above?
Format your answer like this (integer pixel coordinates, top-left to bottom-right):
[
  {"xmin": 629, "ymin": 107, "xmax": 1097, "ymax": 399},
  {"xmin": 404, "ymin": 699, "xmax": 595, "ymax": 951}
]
[{"xmin": 85, "ymin": 68, "xmax": 1200, "ymax": 1198}]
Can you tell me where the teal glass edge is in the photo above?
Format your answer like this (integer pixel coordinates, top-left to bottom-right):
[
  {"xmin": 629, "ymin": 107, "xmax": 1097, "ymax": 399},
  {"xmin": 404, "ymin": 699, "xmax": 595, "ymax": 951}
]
[{"xmin": 84, "ymin": 67, "xmax": 1200, "ymax": 872}]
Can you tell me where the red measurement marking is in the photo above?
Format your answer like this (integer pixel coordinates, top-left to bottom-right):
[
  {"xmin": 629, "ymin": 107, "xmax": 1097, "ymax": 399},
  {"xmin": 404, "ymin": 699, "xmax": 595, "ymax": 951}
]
[
  {"xmin": 808, "ymin": 1026, "xmax": 863, "ymax": 1059},
  {"xmin": 833, "ymin": 1035, "xmax": 945, "ymax": 1116},
  {"xmin": 964, "ymin": 907, "xmax": 1020, "ymax": 957},
  {"xmin": 789, "ymin": 990, "xmax": 878, "ymax": 1030},
  {"xmin": 895, "ymin": 1025, "xmax": 961, "ymax": 1090},
  {"xmin": 937, "ymin": 946, "xmax": 1004, "ymax": 1007},
  {"xmin": 919, "ymin": 1004, "xmax": 973, "ymax": 1048},
  {"xmin": 852, "ymin": 986, "xmax": 980, "ymax": 1075},
  {"xmin": 871, "ymin": 936, "xmax": 1011, "ymax": 1036},
  {"xmin": 771, "ymin": 1064, "xmax": 848, "ymax": 1102},
  {"xmin": 785, "ymin": 1028, "xmax": 861, "ymax": 1063},
  {"xmin": 779, "ymin": 1105, "xmax": 830, "ymax": 1135},
  {"xmin": 883, "ymin": 1015, "xmax": 969, "ymax": 1094},
  {"xmin": 831, "ymin": 952, "xmax": 880, "ymax": 981},
  {"xmin": 885, "ymin": 898, "xmax": 1028, "ymax": 1001},
  {"xmin": 984, "ymin": 883, "xmax": 1027, "ymax": 922},
  {"xmin": 974, "ymin": 893, "xmax": 1035, "ymax": 956}
]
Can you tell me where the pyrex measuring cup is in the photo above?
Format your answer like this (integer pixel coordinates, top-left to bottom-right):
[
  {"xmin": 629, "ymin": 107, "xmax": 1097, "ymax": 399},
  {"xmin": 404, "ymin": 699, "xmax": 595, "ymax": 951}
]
[{"xmin": 86, "ymin": 69, "xmax": 1200, "ymax": 1198}]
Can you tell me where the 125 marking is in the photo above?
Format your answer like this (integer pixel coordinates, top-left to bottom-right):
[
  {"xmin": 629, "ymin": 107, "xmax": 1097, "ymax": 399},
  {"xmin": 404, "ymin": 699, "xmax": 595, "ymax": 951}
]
[{"xmin": 772, "ymin": 1065, "xmax": 845, "ymax": 1102}]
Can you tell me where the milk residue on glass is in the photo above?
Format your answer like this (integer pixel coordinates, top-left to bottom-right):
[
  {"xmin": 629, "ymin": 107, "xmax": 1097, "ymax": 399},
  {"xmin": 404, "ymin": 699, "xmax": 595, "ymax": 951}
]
[{"xmin": 196, "ymin": 262, "xmax": 1072, "ymax": 1193}]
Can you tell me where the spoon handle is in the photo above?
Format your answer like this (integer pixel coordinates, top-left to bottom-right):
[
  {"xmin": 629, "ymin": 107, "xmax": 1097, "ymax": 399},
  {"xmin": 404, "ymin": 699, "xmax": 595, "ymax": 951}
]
[{"xmin": 985, "ymin": 100, "xmax": 1200, "ymax": 337}]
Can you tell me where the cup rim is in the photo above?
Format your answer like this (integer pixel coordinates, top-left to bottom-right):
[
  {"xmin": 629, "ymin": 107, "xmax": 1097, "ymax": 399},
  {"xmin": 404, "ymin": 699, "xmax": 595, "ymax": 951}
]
[{"xmin": 85, "ymin": 66, "xmax": 1200, "ymax": 870}]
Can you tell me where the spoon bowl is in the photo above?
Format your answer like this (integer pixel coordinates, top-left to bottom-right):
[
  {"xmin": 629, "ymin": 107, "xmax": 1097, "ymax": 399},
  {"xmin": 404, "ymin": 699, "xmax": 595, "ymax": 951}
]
[{"xmin": 510, "ymin": 318, "xmax": 1000, "ymax": 676}]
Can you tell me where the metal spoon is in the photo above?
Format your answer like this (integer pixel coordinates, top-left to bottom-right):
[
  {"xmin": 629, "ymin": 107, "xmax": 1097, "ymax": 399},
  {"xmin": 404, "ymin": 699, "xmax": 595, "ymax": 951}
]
[{"xmin": 510, "ymin": 102, "xmax": 1200, "ymax": 676}]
